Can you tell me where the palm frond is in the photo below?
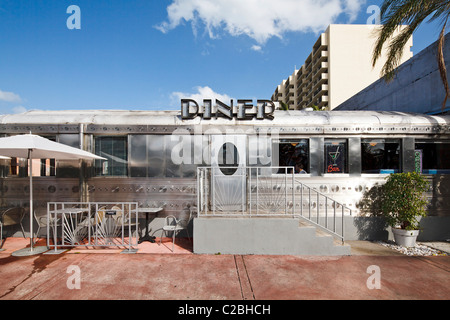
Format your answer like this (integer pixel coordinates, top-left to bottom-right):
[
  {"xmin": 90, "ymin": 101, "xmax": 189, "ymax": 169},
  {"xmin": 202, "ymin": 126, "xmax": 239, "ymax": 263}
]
[
  {"xmin": 373, "ymin": 0, "xmax": 450, "ymax": 111},
  {"xmin": 438, "ymin": 15, "xmax": 450, "ymax": 110}
]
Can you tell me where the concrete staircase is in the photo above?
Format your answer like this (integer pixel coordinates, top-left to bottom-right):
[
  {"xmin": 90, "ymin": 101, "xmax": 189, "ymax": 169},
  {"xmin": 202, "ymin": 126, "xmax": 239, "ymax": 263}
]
[
  {"xmin": 297, "ymin": 218, "xmax": 351, "ymax": 255},
  {"xmin": 193, "ymin": 217, "xmax": 351, "ymax": 256}
]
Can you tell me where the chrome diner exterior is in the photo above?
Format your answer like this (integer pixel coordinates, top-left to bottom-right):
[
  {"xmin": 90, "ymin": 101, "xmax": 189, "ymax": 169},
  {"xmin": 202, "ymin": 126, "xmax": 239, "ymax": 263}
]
[{"xmin": 1, "ymin": 106, "xmax": 449, "ymax": 253}]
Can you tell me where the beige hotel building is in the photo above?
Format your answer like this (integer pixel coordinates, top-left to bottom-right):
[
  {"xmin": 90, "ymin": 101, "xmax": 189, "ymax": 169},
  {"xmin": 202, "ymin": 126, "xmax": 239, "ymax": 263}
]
[{"xmin": 271, "ymin": 24, "xmax": 413, "ymax": 110}]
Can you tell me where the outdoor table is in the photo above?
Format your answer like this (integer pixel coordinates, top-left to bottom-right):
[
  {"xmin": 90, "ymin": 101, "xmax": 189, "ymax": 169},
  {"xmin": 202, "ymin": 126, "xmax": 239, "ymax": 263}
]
[{"xmin": 137, "ymin": 207, "xmax": 163, "ymax": 243}]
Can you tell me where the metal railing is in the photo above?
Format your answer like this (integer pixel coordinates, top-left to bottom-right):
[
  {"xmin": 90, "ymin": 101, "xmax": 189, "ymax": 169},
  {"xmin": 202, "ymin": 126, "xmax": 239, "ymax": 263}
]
[
  {"xmin": 197, "ymin": 167, "xmax": 295, "ymax": 217},
  {"xmin": 46, "ymin": 202, "xmax": 138, "ymax": 253},
  {"xmin": 294, "ymin": 180, "xmax": 352, "ymax": 243},
  {"xmin": 197, "ymin": 166, "xmax": 352, "ymax": 242}
]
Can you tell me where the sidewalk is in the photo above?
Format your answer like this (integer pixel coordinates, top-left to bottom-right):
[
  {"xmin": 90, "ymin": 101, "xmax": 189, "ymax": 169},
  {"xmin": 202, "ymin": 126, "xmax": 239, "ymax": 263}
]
[{"xmin": 0, "ymin": 238, "xmax": 449, "ymax": 300}]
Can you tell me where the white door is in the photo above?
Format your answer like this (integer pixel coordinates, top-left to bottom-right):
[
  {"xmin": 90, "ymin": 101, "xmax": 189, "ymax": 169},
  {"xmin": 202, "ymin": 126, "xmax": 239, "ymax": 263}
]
[{"xmin": 210, "ymin": 135, "xmax": 247, "ymax": 213}]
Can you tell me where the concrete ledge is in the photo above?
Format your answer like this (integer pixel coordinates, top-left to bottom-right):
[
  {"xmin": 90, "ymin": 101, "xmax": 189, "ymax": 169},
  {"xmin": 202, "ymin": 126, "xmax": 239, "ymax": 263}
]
[{"xmin": 193, "ymin": 217, "xmax": 350, "ymax": 256}]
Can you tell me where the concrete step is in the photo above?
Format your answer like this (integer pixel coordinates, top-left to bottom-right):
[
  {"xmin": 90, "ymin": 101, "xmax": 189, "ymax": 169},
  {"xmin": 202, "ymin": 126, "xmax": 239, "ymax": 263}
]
[{"xmin": 298, "ymin": 218, "xmax": 351, "ymax": 255}]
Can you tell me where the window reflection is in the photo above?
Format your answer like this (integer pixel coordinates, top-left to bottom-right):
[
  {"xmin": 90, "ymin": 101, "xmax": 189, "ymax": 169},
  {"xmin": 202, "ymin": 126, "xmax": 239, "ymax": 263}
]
[
  {"xmin": 415, "ymin": 140, "xmax": 450, "ymax": 174},
  {"xmin": 94, "ymin": 136, "xmax": 128, "ymax": 176},
  {"xmin": 361, "ymin": 139, "xmax": 400, "ymax": 174},
  {"xmin": 276, "ymin": 139, "xmax": 309, "ymax": 174}
]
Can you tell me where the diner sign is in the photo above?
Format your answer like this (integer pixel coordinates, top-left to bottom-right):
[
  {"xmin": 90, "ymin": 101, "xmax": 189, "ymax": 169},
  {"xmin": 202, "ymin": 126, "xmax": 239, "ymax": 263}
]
[{"xmin": 181, "ymin": 99, "xmax": 276, "ymax": 120}]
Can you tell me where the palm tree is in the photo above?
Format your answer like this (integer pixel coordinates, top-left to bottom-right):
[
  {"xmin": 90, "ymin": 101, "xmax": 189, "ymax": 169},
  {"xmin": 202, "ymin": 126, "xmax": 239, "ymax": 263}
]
[
  {"xmin": 372, "ymin": 0, "xmax": 450, "ymax": 111},
  {"xmin": 279, "ymin": 101, "xmax": 289, "ymax": 110}
]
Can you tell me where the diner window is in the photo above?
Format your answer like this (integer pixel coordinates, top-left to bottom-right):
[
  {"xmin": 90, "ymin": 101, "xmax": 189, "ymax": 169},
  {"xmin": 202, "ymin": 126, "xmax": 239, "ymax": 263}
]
[
  {"xmin": 324, "ymin": 139, "xmax": 348, "ymax": 174},
  {"xmin": 10, "ymin": 157, "xmax": 19, "ymax": 176},
  {"xmin": 361, "ymin": 139, "xmax": 401, "ymax": 174},
  {"xmin": 415, "ymin": 140, "xmax": 450, "ymax": 174},
  {"xmin": 2, "ymin": 134, "xmax": 80, "ymax": 178},
  {"xmin": 94, "ymin": 136, "xmax": 128, "ymax": 176},
  {"xmin": 39, "ymin": 136, "xmax": 56, "ymax": 176},
  {"xmin": 276, "ymin": 139, "xmax": 309, "ymax": 174}
]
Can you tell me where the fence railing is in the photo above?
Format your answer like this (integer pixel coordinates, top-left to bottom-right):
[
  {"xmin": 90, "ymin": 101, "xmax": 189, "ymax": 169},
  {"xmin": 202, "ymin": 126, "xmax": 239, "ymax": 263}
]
[
  {"xmin": 197, "ymin": 167, "xmax": 295, "ymax": 216},
  {"xmin": 197, "ymin": 167, "xmax": 352, "ymax": 242},
  {"xmin": 46, "ymin": 202, "xmax": 138, "ymax": 253}
]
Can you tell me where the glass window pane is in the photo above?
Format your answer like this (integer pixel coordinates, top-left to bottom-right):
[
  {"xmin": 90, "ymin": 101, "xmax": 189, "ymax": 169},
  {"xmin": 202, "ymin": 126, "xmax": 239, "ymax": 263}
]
[
  {"xmin": 324, "ymin": 139, "xmax": 347, "ymax": 173},
  {"xmin": 276, "ymin": 139, "xmax": 309, "ymax": 174},
  {"xmin": 415, "ymin": 141, "xmax": 450, "ymax": 174},
  {"xmin": 361, "ymin": 139, "xmax": 400, "ymax": 174},
  {"xmin": 94, "ymin": 136, "xmax": 128, "ymax": 176}
]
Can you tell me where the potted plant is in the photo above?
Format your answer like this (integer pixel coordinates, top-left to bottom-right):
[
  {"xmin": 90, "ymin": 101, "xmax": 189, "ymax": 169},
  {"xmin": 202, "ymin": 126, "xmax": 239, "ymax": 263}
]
[{"xmin": 381, "ymin": 172, "xmax": 430, "ymax": 247}]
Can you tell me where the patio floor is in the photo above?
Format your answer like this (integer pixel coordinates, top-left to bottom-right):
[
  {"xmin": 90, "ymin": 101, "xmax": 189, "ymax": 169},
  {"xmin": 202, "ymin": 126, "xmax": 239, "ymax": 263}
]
[
  {"xmin": 0, "ymin": 237, "xmax": 449, "ymax": 301},
  {"xmin": 0, "ymin": 236, "xmax": 193, "ymax": 255}
]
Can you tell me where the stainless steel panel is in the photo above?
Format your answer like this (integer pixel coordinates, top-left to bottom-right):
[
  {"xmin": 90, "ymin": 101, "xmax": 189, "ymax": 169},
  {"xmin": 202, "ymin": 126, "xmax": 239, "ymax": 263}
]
[
  {"xmin": 309, "ymin": 137, "xmax": 324, "ymax": 176},
  {"xmin": 85, "ymin": 177, "xmax": 196, "ymax": 217},
  {"xmin": 148, "ymin": 135, "xmax": 165, "ymax": 178},
  {"xmin": 129, "ymin": 134, "xmax": 147, "ymax": 177},
  {"xmin": 348, "ymin": 137, "xmax": 361, "ymax": 176},
  {"xmin": 402, "ymin": 137, "xmax": 415, "ymax": 172}
]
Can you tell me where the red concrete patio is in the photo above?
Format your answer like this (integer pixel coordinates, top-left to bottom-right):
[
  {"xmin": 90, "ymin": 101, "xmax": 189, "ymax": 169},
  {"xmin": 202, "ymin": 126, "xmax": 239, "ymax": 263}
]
[{"xmin": 0, "ymin": 237, "xmax": 449, "ymax": 300}]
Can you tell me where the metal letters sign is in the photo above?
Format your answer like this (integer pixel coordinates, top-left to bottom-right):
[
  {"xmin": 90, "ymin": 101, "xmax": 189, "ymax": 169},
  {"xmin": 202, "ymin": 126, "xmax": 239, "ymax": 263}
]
[{"xmin": 181, "ymin": 99, "xmax": 276, "ymax": 120}]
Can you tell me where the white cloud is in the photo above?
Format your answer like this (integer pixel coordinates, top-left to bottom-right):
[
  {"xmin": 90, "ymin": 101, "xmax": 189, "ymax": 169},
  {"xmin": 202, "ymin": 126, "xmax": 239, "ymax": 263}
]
[
  {"xmin": 12, "ymin": 106, "xmax": 27, "ymax": 114},
  {"xmin": 157, "ymin": 0, "xmax": 365, "ymax": 44},
  {"xmin": 0, "ymin": 89, "xmax": 22, "ymax": 103},
  {"xmin": 251, "ymin": 45, "xmax": 262, "ymax": 52},
  {"xmin": 171, "ymin": 86, "xmax": 233, "ymax": 106}
]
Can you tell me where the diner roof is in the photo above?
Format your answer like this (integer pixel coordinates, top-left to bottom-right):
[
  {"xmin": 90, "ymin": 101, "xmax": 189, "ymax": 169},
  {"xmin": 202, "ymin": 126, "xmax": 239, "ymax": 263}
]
[{"xmin": 1, "ymin": 109, "xmax": 449, "ymax": 128}]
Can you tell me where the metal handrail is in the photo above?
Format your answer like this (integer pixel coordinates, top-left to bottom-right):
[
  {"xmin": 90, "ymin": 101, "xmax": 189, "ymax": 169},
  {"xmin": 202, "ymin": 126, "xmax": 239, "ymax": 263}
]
[
  {"xmin": 197, "ymin": 166, "xmax": 295, "ymax": 217},
  {"xmin": 294, "ymin": 180, "xmax": 352, "ymax": 243},
  {"xmin": 197, "ymin": 166, "xmax": 352, "ymax": 243}
]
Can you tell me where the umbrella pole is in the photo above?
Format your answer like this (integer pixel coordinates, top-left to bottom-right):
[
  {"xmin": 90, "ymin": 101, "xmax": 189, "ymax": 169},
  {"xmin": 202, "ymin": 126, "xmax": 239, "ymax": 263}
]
[
  {"xmin": 12, "ymin": 149, "xmax": 47, "ymax": 256},
  {"xmin": 29, "ymin": 149, "xmax": 33, "ymax": 251}
]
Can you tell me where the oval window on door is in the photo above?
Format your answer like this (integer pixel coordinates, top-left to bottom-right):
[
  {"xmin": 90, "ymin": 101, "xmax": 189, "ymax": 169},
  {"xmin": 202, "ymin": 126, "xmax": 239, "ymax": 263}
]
[{"xmin": 218, "ymin": 142, "xmax": 239, "ymax": 175}]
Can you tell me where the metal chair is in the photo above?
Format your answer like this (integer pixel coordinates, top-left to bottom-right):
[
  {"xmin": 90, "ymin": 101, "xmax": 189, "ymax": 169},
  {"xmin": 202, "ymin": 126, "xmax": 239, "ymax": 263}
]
[
  {"xmin": 34, "ymin": 210, "xmax": 62, "ymax": 239},
  {"xmin": 94, "ymin": 206, "xmax": 139, "ymax": 245},
  {"xmin": 0, "ymin": 207, "xmax": 26, "ymax": 248},
  {"xmin": 111, "ymin": 205, "xmax": 139, "ymax": 237},
  {"xmin": 159, "ymin": 206, "xmax": 193, "ymax": 252}
]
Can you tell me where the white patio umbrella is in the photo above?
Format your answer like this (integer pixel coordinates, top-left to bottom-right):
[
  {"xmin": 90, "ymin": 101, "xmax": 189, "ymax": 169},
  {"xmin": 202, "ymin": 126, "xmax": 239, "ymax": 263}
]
[{"xmin": 0, "ymin": 133, "xmax": 106, "ymax": 256}]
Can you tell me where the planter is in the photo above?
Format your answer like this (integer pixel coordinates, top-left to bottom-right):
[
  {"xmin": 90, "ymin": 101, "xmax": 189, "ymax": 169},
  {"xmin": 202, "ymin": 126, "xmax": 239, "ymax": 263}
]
[{"xmin": 392, "ymin": 228, "xmax": 419, "ymax": 247}]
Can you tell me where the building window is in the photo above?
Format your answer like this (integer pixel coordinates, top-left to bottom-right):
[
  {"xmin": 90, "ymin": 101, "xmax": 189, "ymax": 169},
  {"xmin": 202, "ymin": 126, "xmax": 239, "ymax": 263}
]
[
  {"xmin": 276, "ymin": 139, "xmax": 309, "ymax": 174},
  {"xmin": 324, "ymin": 139, "xmax": 347, "ymax": 173},
  {"xmin": 38, "ymin": 136, "xmax": 56, "ymax": 176},
  {"xmin": 361, "ymin": 139, "xmax": 401, "ymax": 174},
  {"xmin": 94, "ymin": 136, "xmax": 128, "ymax": 176},
  {"xmin": 415, "ymin": 140, "xmax": 450, "ymax": 174},
  {"xmin": 218, "ymin": 142, "xmax": 240, "ymax": 176}
]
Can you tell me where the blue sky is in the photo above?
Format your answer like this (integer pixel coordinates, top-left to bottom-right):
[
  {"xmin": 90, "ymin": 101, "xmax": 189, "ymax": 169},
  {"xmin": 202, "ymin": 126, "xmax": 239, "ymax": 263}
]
[{"xmin": 0, "ymin": 0, "xmax": 446, "ymax": 114}]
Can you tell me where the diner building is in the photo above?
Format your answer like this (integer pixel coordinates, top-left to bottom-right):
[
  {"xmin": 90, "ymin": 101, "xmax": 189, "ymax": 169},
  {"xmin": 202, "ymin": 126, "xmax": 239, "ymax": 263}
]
[{"xmin": 0, "ymin": 106, "xmax": 449, "ymax": 255}]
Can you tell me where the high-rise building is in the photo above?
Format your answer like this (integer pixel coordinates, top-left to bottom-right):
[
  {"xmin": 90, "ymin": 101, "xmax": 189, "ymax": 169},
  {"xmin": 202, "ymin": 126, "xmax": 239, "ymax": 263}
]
[{"xmin": 271, "ymin": 24, "xmax": 413, "ymax": 110}]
